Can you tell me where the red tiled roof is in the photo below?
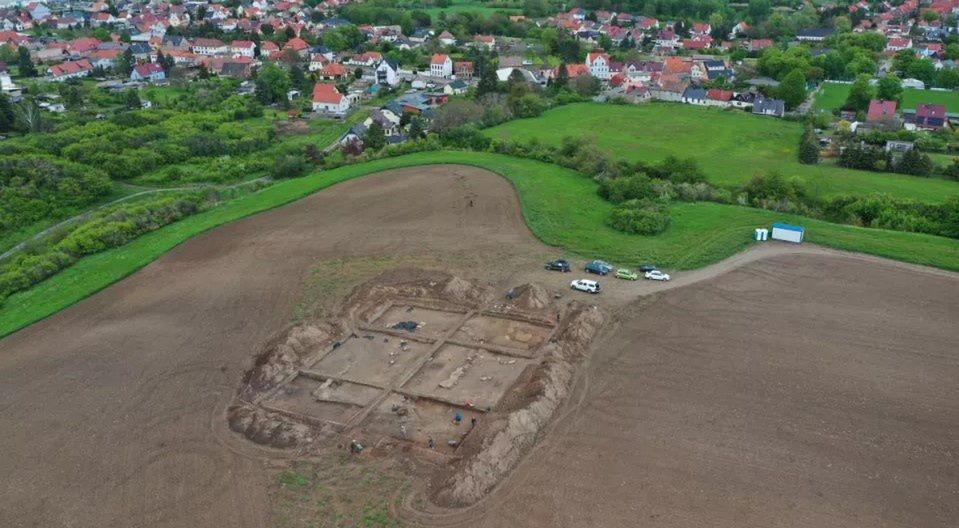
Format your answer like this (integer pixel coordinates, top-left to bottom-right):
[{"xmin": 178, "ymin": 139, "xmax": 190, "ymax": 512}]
[{"xmin": 312, "ymin": 83, "xmax": 344, "ymax": 104}]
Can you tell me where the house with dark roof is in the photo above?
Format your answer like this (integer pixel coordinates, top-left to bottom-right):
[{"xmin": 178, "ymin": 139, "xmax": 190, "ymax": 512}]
[
  {"xmin": 753, "ymin": 97, "xmax": 785, "ymax": 118},
  {"xmin": 911, "ymin": 103, "xmax": 947, "ymax": 130},
  {"xmin": 682, "ymin": 87, "xmax": 707, "ymax": 105}
]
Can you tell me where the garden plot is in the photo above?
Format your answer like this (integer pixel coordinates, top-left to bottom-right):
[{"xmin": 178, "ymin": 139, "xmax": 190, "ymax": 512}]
[
  {"xmin": 310, "ymin": 332, "xmax": 432, "ymax": 387},
  {"xmin": 451, "ymin": 314, "xmax": 553, "ymax": 355},
  {"xmin": 264, "ymin": 376, "xmax": 380, "ymax": 425},
  {"xmin": 370, "ymin": 304, "xmax": 466, "ymax": 339},
  {"xmin": 402, "ymin": 344, "xmax": 536, "ymax": 410}
]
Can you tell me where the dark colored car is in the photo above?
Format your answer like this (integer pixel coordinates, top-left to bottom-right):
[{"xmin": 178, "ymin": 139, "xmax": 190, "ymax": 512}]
[
  {"xmin": 639, "ymin": 264, "xmax": 658, "ymax": 273},
  {"xmin": 585, "ymin": 260, "xmax": 613, "ymax": 275},
  {"xmin": 545, "ymin": 259, "xmax": 572, "ymax": 272}
]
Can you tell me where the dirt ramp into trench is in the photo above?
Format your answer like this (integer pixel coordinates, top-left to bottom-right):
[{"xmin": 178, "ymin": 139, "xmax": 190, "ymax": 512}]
[{"xmin": 229, "ymin": 269, "xmax": 606, "ymax": 507}]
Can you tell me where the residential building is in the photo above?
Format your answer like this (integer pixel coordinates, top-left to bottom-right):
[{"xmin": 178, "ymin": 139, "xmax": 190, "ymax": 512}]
[
  {"xmin": 753, "ymin": 97, "xmax": 785, "ymax": 117},
  {"xmin": 130, "ymin": 62, "xmax": 166, "ymax": 82},
  {"xmin": 48, "ymin": 58, "xmax": 92, "ymax": 81},
  {"xmin": 586, "ymin": 51, "xmax": 611, "ymax": 79},
  {"xmin": 430, "ymin": 53, "xmax": 452, "ymax": 78},
  {"xmin": 375, "ymin": 59, "xmax": 400, "ymax": 86},
  {"xmin": 312, "ymin": 83, "xmax": 350, "ymax": 115}
]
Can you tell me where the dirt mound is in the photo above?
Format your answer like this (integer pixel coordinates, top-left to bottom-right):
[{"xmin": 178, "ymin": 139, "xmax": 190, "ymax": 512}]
[
  {"xmin": 433, "ymin": 301, "xmax": 605, "ymax": 506},
  {"xmin": 239, "ymin": 322, "xmax": 342, "ymax": 401},
  {"xmin": 505, "ymin": 283, "xmax": 553, "ymax": 311},
  {"xmin": 342, "ymin": 268, "xmax": 494, "ymax": 321},
  {"xmin": 228, "ymin": 403, "xmax": 316, "ymax": 449}
]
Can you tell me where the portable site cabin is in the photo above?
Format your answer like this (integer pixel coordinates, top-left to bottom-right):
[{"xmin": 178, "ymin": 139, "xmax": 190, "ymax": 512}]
[{"xmin": 770, "ymin": 223, "xmax": 805, "ymax": 243}]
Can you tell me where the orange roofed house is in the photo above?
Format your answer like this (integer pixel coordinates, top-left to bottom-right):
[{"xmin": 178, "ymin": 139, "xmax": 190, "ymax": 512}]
[{"xmin": 312, "ymin": 83, "xmax": 350, "ymax": 116}]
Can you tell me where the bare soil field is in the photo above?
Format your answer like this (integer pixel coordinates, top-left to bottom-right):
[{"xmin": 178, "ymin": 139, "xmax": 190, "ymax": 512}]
[
  {"xmin": 447, "ymin": 253, "xmax": 959, "ymax": 528},
  {"xmin": 0, "ymin": 164, "xmax": 957, "ymax": 528}
]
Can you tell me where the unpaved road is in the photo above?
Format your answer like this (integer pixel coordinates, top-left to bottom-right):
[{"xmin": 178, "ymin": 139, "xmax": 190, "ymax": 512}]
[{"xmin": 1, "ymin": 165, "xmax": 957, "ymax": 528}]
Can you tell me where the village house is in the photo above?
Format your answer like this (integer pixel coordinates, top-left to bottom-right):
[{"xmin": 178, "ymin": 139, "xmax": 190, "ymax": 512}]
[
  {"xmin": 865, "ymin": 99, "xmax": 900, "ymax": 130},
  {"xmin": 454, "ymin": 61, "xmax": 474, "ymax": 79},
  {"xmin": 908, "ymin": 103, "xmax": 948, "ymax": 130},
  {"xmin": 375, "ymin": 59, "xmax": 400, "ymax": 86},
  {"xmin": 130, "ymin": 62, "xmax": 165, "ymax": 83},
  {"xmin": 231, "ymin": 40, "xmax": 256, "ymax": 58},
  {"xmin": 312, "ymin": 82, "xmax": 350, "ymax": 116},
  {"xmin": 430, "ymin": 53, "xmax": 452, "ymax": 78},
  {"xmin": 586, "ymin": 51, "xmax": 611, "ymax": 80},
  {"xmin": 48, "ymin": 58, "xmax": 92, "ymax": 81},
  {"xmin": 192, "ymin": 38, "xmax": 227, "ymax": 56},
  {"xmin": 753, "ymin": 97, "xmax": 785, "ymax": 118}
]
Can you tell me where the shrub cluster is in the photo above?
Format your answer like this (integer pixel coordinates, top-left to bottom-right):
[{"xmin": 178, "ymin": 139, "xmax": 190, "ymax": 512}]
[{"xmin": 0, "ymin": 193, "xmax": 212, "ymax": 305}]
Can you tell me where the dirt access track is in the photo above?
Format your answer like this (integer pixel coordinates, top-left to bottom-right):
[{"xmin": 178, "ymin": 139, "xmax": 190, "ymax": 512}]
[{"xmin": 1, "ymin": 165, "xmax": 958, "ymax": 528}]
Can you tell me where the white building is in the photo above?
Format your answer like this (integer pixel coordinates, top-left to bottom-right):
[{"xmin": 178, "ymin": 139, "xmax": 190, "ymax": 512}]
[
  {"xmin": 311, "ymin": 83, "xmax": 350, "ymax": 116},
  {"xmin": 586, "ymin": 52, "xmax": 611, "ymax": 80},
  {"xmin": 375, "ymin": 59, "xmax": 400, "ymax": 86},
  {"xmin": 430, "ymin": 53, "xmax": 452, "ymax": 78}
]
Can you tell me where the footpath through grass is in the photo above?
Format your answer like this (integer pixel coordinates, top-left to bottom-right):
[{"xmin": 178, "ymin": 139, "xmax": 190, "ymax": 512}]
[
  {"xmin": 2, "ymin": 151, "xmax": 958, "ymax": 338},
  {"xmin": 483, "ymin": 102, "xmax": 959, "ymax": 204}
]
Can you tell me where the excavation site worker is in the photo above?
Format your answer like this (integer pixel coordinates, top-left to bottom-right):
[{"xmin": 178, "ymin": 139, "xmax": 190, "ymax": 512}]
[{"xmin": 453, "ymin": 410, "xmax": 462, "ymax": 425}]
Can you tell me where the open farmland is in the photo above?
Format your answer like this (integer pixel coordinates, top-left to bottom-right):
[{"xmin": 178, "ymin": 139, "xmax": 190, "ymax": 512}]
[
  {"xmin": 813, "ymin": 81, "xmax": 959, "ymax": 112},
  {"xmin": 483, "ymin": 103, "xmax": 959, "ymax": 203},
  {"xmin": 0, "ymin": 164, "xmax": 957, "ymax": 528}
]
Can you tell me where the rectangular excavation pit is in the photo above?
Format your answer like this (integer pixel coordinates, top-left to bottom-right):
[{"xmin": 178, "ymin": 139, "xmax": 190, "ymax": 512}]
[
  {"xmin": 371, "ymin": 304, "xmax": 467, "ymax": 339},
  {"xmin": 451, "ymin": 314, "xmax": 553, "ymax": 354},
  {"xmin": 264, "ymin": 375, "xmax": 380, "ymax": 425},
  {"xmin": 402, "ymin": 344, "xmax": 536, "ymax": 410},
  {"xmin": 310, "ymin": 332, "xmax": 432, "ymax": 387},
  {"xmin": 360, "ymin": 393, "xmax": 482, "ymax": 455}
]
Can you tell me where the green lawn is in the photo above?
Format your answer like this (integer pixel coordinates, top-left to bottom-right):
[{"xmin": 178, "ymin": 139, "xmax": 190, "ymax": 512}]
[
  {"xmin": 813, "ymin": 81, "xmax": 959, "ymax": 112},
  {"xmin": 2, "ymin": 151, "xmax": 957, "ymax": 338},
  {"xmin": 483, "ymin": 102, "xmax": 959, "ymax": 203},
  {"xmin": 421, "ymin": 0, "xmax": 520, "ymax": 18}
]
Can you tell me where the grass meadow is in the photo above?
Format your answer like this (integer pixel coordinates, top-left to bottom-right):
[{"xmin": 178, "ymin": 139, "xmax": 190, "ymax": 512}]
[{"xmin": 483, "ymin": 102, "xmax": 959, "ymax": 203}]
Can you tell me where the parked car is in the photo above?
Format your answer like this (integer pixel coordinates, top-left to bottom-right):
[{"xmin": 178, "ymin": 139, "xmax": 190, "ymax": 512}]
[
  {"xmin": 644, "ymin": 270, "xmax": 671, "ymax": 281},
  {"xmin": 615, "ymin": 268, "xmax": 638, "ymax": 281},
  {"xmin": 570, "ymin": 279, "xmax": 601, "ymax": 293},
  {"xmin": 585, "ymin": 260, "xmax": 613, "ymax": 275},
  {"xmin": 638, "ymin": 263, "xmax": 657, "ymax": 273},
  {"xmin": 545, "ymin": 259, "xmax": 571, "ymax": 272}
]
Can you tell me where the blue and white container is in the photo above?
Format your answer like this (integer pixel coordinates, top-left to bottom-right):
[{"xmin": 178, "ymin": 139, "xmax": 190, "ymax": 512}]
[{"xmin": 770, "ymin": 223, "xmax": 804, "ymax": 243}]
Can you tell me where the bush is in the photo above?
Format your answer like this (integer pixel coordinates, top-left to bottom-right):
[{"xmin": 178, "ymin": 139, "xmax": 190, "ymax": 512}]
[
  {"xmin": 271, "ymin": 155, "xmax": 309, "ymax": 179},
  {"xmin": 598, "ymin": 174, "xmax": 658, "ymax": 203},
  {"xmin": 607, "ymin": 199, "xmax": 671, "ymax": 235}
]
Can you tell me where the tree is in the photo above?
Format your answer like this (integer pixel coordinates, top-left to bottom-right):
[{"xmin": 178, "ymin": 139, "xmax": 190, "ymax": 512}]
[
  {"xmin": 290, "ymin": 64, "xmax": 308, "ymax": 91},
  {"xmin": 58, "ymin": 83, "xmax": 83, "ymax": 110},
  {"xmin": 570, "ymin": 74, "xmax": 600, "ymax": 97},
  {"xmin": 553, "ymin": 63, "xmax": 569, "ymax": 90},
  {"xmin": 476, "ymin": 61, "xmax": 498, "ymax": 96},
  {"xmin": 363, "ymin": 121, "xmax": 386, "ymax": 151},
  {"xmin": 798, "ymin": 125, "xmax": 819, "ymax": 165},
  {"xmin": 17, "ymin": 46, "xmax": 37, "ymax": 77},
  {"xmin": 114, "ymin": 48, "xmax": 134, "ymax": 76},
  {"xmin": 907, "ymin": 58, "xmax": 936, "ymax": 85},
  {"xmin": 844, "ymin": 74, "xmax": 874, "ymax": 112},
  {"xmin": 124, "ymin": 89, "xmax": 141, "ymax": 109},
  {"xmin": 896, "ymin": 148, "xmax": 933, "ymax": 176},
  {"xmin": 937, "ymin": 68, "xmax": 959, "ymax": 89},
  {"xmin": 777, "ymin": 68, "xmax": 807, "ymax": 110},
  {"xmin": 157, "ymin": 50, "xmax": 174, "ymax": 73},
  {"xmin": 14, "ymin": 98, "xmax": 44, "ymax": 132},
  {"xmin": 876, "ymin": 74, "xmax": 902, "ymax": 103},
  {"xmin": 0, "ymin": 93, "xmax": 14, "ymax": 132},
  {"xmin": 254, "ymin": 62, "xmax": 291, "ymax": 105},
  {"xmin": 408, "ymin": 116, "xmax": 424, "ymax": 139}
]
